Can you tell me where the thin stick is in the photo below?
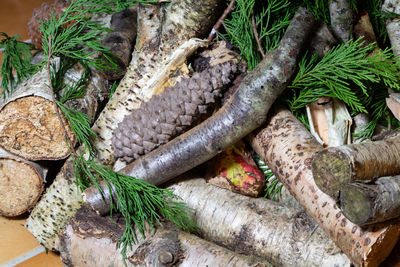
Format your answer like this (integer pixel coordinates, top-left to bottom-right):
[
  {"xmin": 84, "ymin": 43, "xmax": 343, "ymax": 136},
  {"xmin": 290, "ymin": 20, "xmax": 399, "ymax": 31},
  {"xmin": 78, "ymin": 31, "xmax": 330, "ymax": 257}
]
[
  {"xmin": 207, "ymin": 0, "xmax": 236, "ymax": 42},
  {"xmin": 252, "ymin": 11, "xmax": 265, "ymax": 58},
  {"xmin": 46, "ymin": 36, "xmax": 77, "ymax": 158}
]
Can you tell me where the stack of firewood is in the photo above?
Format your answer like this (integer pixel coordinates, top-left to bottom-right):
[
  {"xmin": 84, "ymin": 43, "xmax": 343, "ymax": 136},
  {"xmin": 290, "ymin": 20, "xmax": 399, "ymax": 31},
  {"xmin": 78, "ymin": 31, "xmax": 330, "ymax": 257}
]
[{"xmin": 1, "ymin": 0, "xmax": 400, "ymax": 266}]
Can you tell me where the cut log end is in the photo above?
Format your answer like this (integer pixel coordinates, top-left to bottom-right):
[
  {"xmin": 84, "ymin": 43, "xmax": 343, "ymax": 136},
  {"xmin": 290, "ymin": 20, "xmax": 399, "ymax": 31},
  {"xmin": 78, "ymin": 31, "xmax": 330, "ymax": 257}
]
[
  {"xmin": 0, "ymin": 96, "xmax": 75, "ymax": 160},
  {"xmin": 312, "ymin": 148, "xmax": 351, "ymax": 199},
  {"xmin": 0, "ymin": 158, "xmax": 44, "ymax": 217},
  {"xmin": 340, "ymin": 183, "xmax": 374, "ymax": 225}
]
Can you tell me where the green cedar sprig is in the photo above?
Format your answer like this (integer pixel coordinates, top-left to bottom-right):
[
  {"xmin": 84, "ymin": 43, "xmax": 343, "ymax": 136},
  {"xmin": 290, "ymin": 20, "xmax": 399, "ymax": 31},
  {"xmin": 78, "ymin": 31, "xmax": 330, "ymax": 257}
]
[
  {"xmin": 73, "ymin": 153, "xmax": 198, "ymax": 262},
  {"xmin": 0, "ymin": 33, "xmax": 39, "ymax": 98},
  {"xmin": 287, "ymin": 39, "xmax": 400, "ymax": 114},
  {"xmin": 254, "ymin": 154, "xmax": 283, "ymax": 200}
]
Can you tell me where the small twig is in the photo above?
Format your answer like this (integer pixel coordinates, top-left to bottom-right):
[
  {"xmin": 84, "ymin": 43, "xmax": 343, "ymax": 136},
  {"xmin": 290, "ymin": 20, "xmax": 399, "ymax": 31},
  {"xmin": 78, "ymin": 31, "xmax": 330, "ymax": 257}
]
[
  {"xmin": 46, "ymin": 36, "xmax": 77, "ymax": 158},
  {"xmin": 207, "ymin": 0, "xmax": 236, "ymax": 43},
  {"xmin": 251, "ymin": 11, "xmax": 265, "ymax": 58}
]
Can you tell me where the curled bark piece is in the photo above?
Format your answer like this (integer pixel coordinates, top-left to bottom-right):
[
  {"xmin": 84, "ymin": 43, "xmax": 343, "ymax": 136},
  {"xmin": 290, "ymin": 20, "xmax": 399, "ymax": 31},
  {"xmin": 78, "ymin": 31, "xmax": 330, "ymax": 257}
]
[
  {"xmin": 248, "ymin": 106, "xmax": 400, "ymax": 267},
  {"xmin": 329, "ymin": 0, "xmax": 355, "ymax": 42},
  {"xmin": 92, "ymin": 0, "xmax": 224, "ymax": 166},
  {"xmin": 26, "ymin": 157, "xmax": 83, "ymax": 250},
  {"xmin": 57, "ymin": 205, "xmax": 272, "ymax": 267},
  {"xmin": 112, "ymin": 62, "xmax": 240, "ymax": 163},
  {"xmin": 169, "ymin": 176, "xmax": 351, "ymax": 267},
  {"xmin": 115, "ymin": 7, "xmax": 315, "ymax": 185},
  {"xmin": 382, "ymin": 0, "xmax": 400, "ymax": 57},
  {"xmin": 312, "ymin": 136, "xmax": 400, "ymax": 199},
  {"xmin": 340, "ymin": 176, "xmax": 400, "ymax": 226},
  {"xmin": 0, "ymin": 148, "xmax": 47, "ymax": 217},
  {"xmin": 98, "ymin": 7, "xmax": 138, "ymax": 80}
]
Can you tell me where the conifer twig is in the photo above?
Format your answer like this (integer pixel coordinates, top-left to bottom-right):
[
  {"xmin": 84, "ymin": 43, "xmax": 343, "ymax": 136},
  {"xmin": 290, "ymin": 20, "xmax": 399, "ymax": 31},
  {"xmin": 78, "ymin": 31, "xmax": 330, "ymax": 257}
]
[
  {"xmin": 45, "ymin": 36, "xmax": 77, "ymax": 158},
  {"xmin": 251, "ymin": 11, "xmax": 265, "ymax": 58},
  {"xmin": 207, "ymin": 0, "xmax": 236, "ymax": 42}
]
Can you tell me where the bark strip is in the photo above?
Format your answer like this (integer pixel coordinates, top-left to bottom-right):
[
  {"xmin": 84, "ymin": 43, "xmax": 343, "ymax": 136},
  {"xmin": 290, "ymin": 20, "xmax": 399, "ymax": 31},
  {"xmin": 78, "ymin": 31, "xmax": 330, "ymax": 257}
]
[
  {"xmin": 0, "ymin": 148, "xmax": 47, "ymax": 217},
  {"xmin": 340, "ymin": 175, "xmax": 400, "ymax": 226},
  {"xmin": 57, "ymin": 205, "xmax": 272, "ymax": 267},
  {"xmin": 168, "ymin": 176, "xmax": 351, "ymax": 267},
  {"xmin": 116, "ymin": 7, "xmax": 315, "ymax": 185},
  {"xmin": 311, "ymin": 136, "xmax": 400, "ymax": 199},
  {"xmin": 247, "ymin": 106, "xmax": 400, "ymax": 267}
]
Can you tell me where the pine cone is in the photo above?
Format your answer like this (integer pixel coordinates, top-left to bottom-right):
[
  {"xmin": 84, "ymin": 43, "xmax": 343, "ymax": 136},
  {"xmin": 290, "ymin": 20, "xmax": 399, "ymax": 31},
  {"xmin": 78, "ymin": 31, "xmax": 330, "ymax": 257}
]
[
  {"xmin": 112, "ymin": 62, "xmax": 240, "ymax": 163},
  {"xmin": 28, "ymin": 0, "xmax": 69, "ymax": 49}
]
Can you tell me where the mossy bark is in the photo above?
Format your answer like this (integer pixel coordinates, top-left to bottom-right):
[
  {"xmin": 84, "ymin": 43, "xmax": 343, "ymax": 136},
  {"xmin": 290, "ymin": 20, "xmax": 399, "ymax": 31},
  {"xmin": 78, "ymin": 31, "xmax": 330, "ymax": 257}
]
[
  {"xmin": 340, "ymin": 175, "xmax": 400, "ymax": 226},
  {"xmin": 57, "ymin": 205, "xmax": 272, "ymax": 267},
  {"xmin": 247, "ymin": 106, "xmax": 400, "ymax": 267},
  {"xmin": 311, "ymin": 136, "xmax": 400, "ymax": 199}
]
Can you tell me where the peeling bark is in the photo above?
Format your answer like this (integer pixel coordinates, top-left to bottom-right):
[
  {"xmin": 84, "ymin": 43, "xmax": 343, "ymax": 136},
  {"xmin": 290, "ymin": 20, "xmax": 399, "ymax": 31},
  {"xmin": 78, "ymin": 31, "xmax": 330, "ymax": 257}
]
[
  {"xmin": 340, "ymin": 176, "xmax": 400, "ymax": 226},
  {"xmin": 0, "ymin": 148, "xmax": 47, "ymax": 217},
  {"xmin": 91, "ymin": 0, "xmax": 223, "ymax": 166},
  {"xmin": 312, "ymin": 136, "xmax": 400, "ymax": 199},
  {"xmin": 168, "ymin": 176, "xmax": 351, "ymax": 267},
  {"xmin": 247, "ymin": 106, "xmax": 400, "ymax": 267},
  {"xmin": 57, "ymin": 205, "xmax": 272, "ymax": 267}
]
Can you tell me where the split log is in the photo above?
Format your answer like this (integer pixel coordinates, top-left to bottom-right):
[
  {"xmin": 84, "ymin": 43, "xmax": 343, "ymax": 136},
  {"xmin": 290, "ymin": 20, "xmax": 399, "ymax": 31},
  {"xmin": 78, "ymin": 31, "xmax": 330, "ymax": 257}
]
[
  {"xmin": 311, "ymin": 136, "xmax": 400, "ymax": 199},
  {"xmin": 0, "ymin": 148, "xmax": 47, "ymax": 217},
  {"xmin": 248, "ymin": 106, "xmax": 400, "ymax": 266},
  {"xmin": 382, "ymin": 0, "xmax": 400, "ymax": 57},
  {"xmin": 168, "ymin": 176, "xmax": 351, "ymax": 267},
  {"xmin": 114, "ymin": 7, "xmax": 315, "ymax": 185},
  {"xmin": 340, "ymin": 176, "xmax": 400, "ymax": 226},
  {"xmin": 0, "ymin": 62, "xmax": 109, "ymax": 161},
  {"xmin": 25, "ymin": 0, "xmax": 227, "ymax": 250},
  {"xmin": 92, "ymin": 0, "xmax": 223, "ymax": 166},
  {"xmin": 329, "ymin": 0, "xmax": 354, "ymax": 42},
  {"xmin": 57, "ymin": 205, "xmax": 272, "ymax": 267}
]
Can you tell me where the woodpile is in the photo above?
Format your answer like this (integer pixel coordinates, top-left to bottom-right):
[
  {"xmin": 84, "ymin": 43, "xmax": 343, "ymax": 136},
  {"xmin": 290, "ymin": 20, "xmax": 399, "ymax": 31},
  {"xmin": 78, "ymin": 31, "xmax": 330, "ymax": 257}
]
[{"xmin": 1, "ymin": 0, "xmax": 400, "ymax": 266}]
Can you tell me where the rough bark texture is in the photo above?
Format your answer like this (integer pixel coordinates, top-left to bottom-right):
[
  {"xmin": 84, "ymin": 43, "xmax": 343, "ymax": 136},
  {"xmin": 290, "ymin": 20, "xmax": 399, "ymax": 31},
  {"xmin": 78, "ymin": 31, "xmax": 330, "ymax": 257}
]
[
  {"xmin": 247, "ymin": 106, "xmax": 400, "ymax": 267},
  {"xmin": 0, "ymin": 62, "xmax": 109, "ymax": 160},
  {"xmin": 309, "ymin": 22, "xmax": 337, "ymax": 57},
  {"xmin": 329, "ymin": 0, "xmax": 354, "ymax": 42},
  {"xmin": 57, "ymin": 205, "xmax": 272, "ymax": 267},
  {"xmin": 92, "ymin": 0, "xmax": 223, "ymax": 166},
  {"xmin": 114, "ymin": 8, "xmax": 315, "ymax": 186},
  {"xmin": 0, "ymin": 148, "xmax": 47, "ymax": 217},
  {"xmin": 311, "ymin": 136, "xmax": 400, "ymax": 199},
  {"xmin": 168, "ymin": 176, "xmax": 351, "ymax": 267},
  {"xmin": 340, "ymin": 176, "xmax": 400, "ymax": 226},
  {"xmin": 382, "ymin": 0, "xmax": 400, "ymax": 57},
  {"xmin": 112, "ymin": 62, "xmax": 240, "ymax": 163},
  {"xmin": 26, "ymin": 158, "xmax": 83, "ymax": 250},
  {"xmin": 25, "ymin": 0, "xmax": 226, "ymax": 250},
  {"xmin": 98, "ymin": 7, "xmax": 138, "ymax": 80}
]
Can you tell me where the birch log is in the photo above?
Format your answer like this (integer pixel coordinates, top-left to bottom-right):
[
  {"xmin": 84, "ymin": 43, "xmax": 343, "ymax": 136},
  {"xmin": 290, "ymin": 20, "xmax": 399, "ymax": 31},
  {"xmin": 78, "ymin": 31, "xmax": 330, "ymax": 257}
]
[
  {"xmin": 0, "ymin": 148, "xmax": 47, "ymax": 217},
  {"xmin": 92, "ymin": 0, "xmax": 223, "ymax": 166},
  {"xmin": 25, "ymin": 0, "xmax": 225, "ymax": 250},
  {"xmin": 168, "ymin": 176, "xmax": 350, "ymax": 267},
  {"xmin": 0, "ymin": 63, "xmax": 108, "ymax": 161},
  {"xmin": 311, "ymin": 136, "xmax": 400, "ymax": 199},
  {"xmin": 340, "ymin": 176, "xmax": 400, "ymax": 226},
  {"xmin": 57, "ymin": 205, "xmax": 272, "ymax": 267},
  {"xmin": 382, "ymin": 0, "xmax": 400, "ymax": 57},
  {"xmin": 248, "ymin": 106, "xmax": 400, "ymax": 267}
]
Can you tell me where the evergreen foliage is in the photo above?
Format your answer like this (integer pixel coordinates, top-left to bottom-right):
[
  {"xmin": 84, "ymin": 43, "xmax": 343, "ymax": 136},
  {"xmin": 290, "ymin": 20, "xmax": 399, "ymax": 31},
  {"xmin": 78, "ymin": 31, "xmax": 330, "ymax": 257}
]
[
  {"xmin": 0, "ymin": 33, "xmax": 39, "ymax": 98},
  {"xmin": 254, "ymin": 154, "xmax": 282, "ymax": 200}
]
